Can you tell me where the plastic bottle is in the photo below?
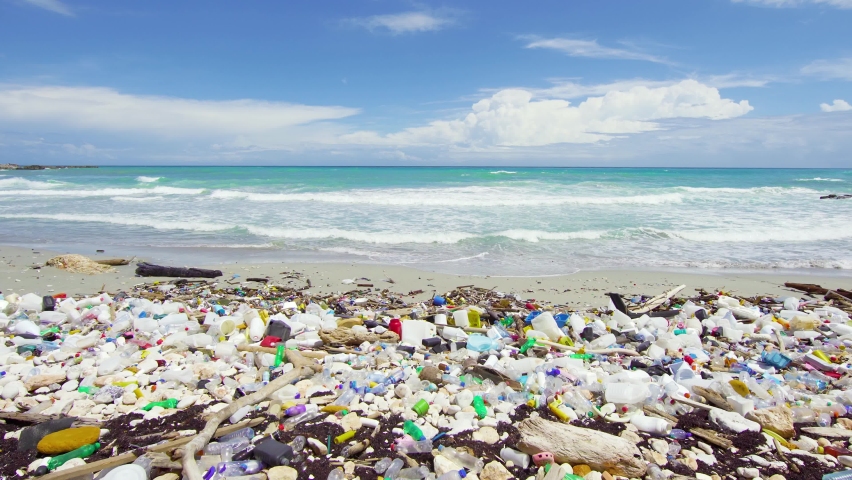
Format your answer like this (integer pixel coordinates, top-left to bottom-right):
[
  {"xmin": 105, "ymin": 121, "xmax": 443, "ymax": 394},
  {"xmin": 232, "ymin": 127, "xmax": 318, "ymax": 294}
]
[
  {"xmin": 285, "ymin": 404, "xmax": 318, "ymax": 416},
  {"xmin": 327, "ymin": 467, "xmax": 345, "ymax": 480},
  {"xmin": 141, "ymin": 398, "xmax": 178, "ymax": 411},
  {"xmin": 823, "ymin": 471, "xmax": 852, "ymax": 480},
  {"xmin": 395, "ymin": 437, "xmax": 433, "ymax": 454},
  {"xmin": 215, "ymin": 460, "xmax": 263, "ymax": 476},
  {"xmin": 205, "ymin": 438, "xmax": 250, "ymax": 455},
  {"xmin": 374, "ymin": 457, "xmax": 393, "ymax": 474},
  {"xmin": 403, "ymin": 420, "xmax": 425, "ymax": 441},
  {"xmin": 439, "ymin": 446, "xmax": 484, "ymax": 473},
  {"xmin": 48, "ymin": 442, "xmax": 100, "ymax": 470},
  {"xmin": 472, "ymin": 395, "xmax": 487, "ymax": 419},
  {"xmin": 397, "ymin": 466, "xmax": 431, "ymax": 479},
  {"xmin": 384, "ymin": 458, "xmax": 405, "ymax": 479},
  {"xmin": 500, "ymin": 447, "xmax": 530, "ymax": 468}
]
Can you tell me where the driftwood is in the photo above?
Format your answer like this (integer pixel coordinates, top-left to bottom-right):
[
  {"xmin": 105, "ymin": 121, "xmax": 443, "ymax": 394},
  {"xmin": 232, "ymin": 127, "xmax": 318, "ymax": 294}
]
[
  {"xmin": 182, "ymin": 350, "xmax": 319, "ymax": 480},
  {"xmin": 516, "ymin": 417, "xmax": 646, "ymax": 477},
  {"xmin": 785, "ymin": 283, "xmax": 852, "ymax": 301},
  {"xmin": 135, "ymin": 262, "xmax": 222, "ymax": 278},
  {"xmin": 632, "ymin": 285, "xmax": 686, "ymax": 314},
  {"xmin": 693, "ymin": 386, "xmax": 734, "ymax": 411},
  {"xmin": 319, "ymin": 328, "xmax": 399, "ymax": 346},
  {"xmin": 0, "ymin": 411, "xmax": 100, "ymax": 427},
  {"xmin": 800, "ymin": 427, "xmax": 852, "ymax": 438},
  {"xmin": 689, "ymin": 427, "xmax": 732, "ymax": 449},
  {"xmin": 95, "ymin": 257, "xmax": 135, "ymax": 266}
]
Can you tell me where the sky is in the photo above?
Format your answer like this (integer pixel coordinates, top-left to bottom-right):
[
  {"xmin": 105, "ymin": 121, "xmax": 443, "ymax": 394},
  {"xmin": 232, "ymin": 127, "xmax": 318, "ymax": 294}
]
[{"xmin": 0, "ymin": 0, "xmax": 851, "ymax": 167}]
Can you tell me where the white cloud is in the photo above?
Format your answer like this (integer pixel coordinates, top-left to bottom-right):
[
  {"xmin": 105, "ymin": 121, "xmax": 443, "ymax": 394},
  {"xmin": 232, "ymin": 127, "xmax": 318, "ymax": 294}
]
[
  {"xmin": 22, "ymin": 0, "xmax": 73, "ymax": 16},
  {"xmin": 0, "ymin": 85, "xmax": 360, "ymax": 139},
  {"xmin": 348, "ymin": 11, "xmax": 455, "ymax": 34},
  {"xmin": 733, "ymin": 0, "xmax": 852, "ymax": 7},
  {"xmin": 802, "ymin": 58, "xmax": 852, "ymax": 80},
  {"xmin": 522, "ymin": 36, "xmax": 668, "ymax": 64},
  {"xmin": 342, "ymin": 80, "xmax": 753, "ymax": 148},
  {"xmin": 821, "ymin": 99, "xmax": 852, "ymax": 112}
]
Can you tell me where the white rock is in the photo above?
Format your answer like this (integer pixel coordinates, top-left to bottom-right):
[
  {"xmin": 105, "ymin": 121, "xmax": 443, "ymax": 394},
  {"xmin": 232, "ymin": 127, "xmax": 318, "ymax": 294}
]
[
  {"xmin": 61, "ymin": 379, "xmax": 79, "ymax": 392},
  {"xmin": 178, "ymin": 395, "xmax": 198, "ymax": 409},
  {"xmin": 473, "ymin": 426, "xmax": 500, "ymax": 444},
  {"xmin": 1, "ymin": 381, "xmax": 24, "ymax": 400},
  {"xmin": 267, "ymin": 466, "xmax": 298, "ymax": 480},
  {"xmin": 737, "ymin": 467, "xmax": 760, "ymax": 478}
]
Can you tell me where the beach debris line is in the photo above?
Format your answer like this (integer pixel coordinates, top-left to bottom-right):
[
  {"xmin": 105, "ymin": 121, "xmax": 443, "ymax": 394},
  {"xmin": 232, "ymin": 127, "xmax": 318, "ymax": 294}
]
[
  {"xmin": 0, "ymin": 278, "xmax": 852, "ymax": 480},
  {"xmin": 134, "ymin": 262, "xmax": 223, "ymax": 278},
  {"xmin": 44, "ymin": 254, "xmax": 116, "ymax": 274}
]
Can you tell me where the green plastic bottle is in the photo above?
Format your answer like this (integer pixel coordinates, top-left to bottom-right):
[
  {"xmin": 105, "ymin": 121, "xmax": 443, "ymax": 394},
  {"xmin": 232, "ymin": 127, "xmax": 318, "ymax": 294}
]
[
  {"xmin": 403, "ymin": 420, "xmax": 425, "ymax": 441},
  {"xmin": 141, "ymin": 398, "xmax": 178, "ymax": 411},
  {"xmin": 48, "ymin": 442, "xmax": 100, "ymax": 470},
  {"xmin": 274, "ymin": 345, "xmax": 285, "ymax": 368},
  {"xmin": 519, "ymin": 337, "xmax": 537, "ymax": 354},
  {"xmin": 569, "ymin": 353, "xmax": 594, "ymax": 360},
  {"xmin": 472, "ymin": 395, "xmax": 487, "ymax": 419}
]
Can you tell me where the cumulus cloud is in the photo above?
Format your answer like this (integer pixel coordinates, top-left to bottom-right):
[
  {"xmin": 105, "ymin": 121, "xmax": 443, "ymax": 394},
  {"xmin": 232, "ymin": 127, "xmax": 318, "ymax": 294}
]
[
  {"xmin": 802, "ymin": 58, "xmax": 852, "ymax": 80},
  {"xmin": 733, "ymin": 0, "xmax": 852, "ymax": 7},
  {"xmin": 342, "ymin": 80, "xmax": 753, "ymax": 148},
  {"xmin": 821, "ymin": 99, "xmax": 852, "ymax": 112},
  {"xmin": 0, "ymin": 85, "xmax": 360, "ymax": 138},
  {"xmin": 347, "ymin": 11, "xmax": 456, "ymax": 34},
  {"xmin": 22, "ymin": 0, "xmax": 73, "ymax": 16},
  {"xmin": 522, "ymin": 36, "xmax": 667, "ymax": 63}
]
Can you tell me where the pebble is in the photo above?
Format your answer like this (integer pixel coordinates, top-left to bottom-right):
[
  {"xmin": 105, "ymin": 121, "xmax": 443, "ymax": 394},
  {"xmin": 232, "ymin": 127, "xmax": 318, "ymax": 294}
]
[
  {"xmin": 266, "ymin": 466, "xmax": 298, "ymax": 480},
  {"xmin": 472, "ymin": 426, "xmax": 500, "ymax": 444},
  {"xmin": 737, "ymin": 467, "xmax": 760, "ymax": 479},
  {"xmin": 481, "ymin": 461, "xmax": 513, "ymax": 480}
]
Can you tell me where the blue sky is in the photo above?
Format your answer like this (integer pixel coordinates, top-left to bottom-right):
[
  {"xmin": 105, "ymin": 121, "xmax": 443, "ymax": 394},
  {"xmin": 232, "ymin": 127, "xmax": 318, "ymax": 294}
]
[{"xmin": 0, "ymin": 0, "xmax": 850, "ymax": 166}]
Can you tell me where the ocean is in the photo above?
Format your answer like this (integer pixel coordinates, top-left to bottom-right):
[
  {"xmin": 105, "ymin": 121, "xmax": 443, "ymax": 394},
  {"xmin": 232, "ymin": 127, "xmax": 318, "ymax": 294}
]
[{"xmin": 1, "ymin": 166, "xmax": 850, "ymax": 276}]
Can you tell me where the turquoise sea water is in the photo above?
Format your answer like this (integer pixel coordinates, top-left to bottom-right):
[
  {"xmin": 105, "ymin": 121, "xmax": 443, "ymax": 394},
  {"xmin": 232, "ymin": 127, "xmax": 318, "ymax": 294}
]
[{"xmin": 1, "ymin": 166, "xmax": 851, "ymax": 276}]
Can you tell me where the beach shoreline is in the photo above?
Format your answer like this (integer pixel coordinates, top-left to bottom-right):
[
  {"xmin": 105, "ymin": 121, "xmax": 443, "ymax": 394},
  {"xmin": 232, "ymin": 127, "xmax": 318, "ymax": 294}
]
[{"xmin": 3, "ymin": 244, "xmax": 849, "ymax": 309}]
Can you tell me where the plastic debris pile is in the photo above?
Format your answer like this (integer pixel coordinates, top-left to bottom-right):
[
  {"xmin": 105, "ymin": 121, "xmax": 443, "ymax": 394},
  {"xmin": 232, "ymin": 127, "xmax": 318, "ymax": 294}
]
[{"xmin": 0, "ymin": 277, "xmax": 851, "ymax": 480}]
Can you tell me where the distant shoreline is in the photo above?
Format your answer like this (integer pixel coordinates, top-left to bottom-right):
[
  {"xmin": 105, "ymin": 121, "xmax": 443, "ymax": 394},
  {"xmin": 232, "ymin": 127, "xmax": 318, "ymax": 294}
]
[{"xmin": 0, "ymin": 164, "xmax": 98, "ymax": 170}]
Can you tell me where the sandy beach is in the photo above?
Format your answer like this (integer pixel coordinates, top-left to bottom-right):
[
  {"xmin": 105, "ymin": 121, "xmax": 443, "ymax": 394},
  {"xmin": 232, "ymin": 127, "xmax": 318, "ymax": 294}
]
[{"xmin": 3, "ymin": 245, "xmax": 849, "ymax": 308}]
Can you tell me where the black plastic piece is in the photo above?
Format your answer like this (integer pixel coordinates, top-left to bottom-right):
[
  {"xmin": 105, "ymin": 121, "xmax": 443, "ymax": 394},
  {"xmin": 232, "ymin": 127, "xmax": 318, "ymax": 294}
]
[
  {"xmin": 265, "ymin": 320, "xmax": 291, "ymax": 342},
  {"xmin": 41, "ymin": 296, "xmax": 55, "ymax": 312},
  {"xmin": 253, "ymin": 437, "xmax": 294, "ymax": 467}
]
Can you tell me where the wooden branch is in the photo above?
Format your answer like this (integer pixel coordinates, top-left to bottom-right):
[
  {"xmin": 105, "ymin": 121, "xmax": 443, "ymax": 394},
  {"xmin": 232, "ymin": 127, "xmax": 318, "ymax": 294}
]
[
  {"xmin": 236, "ymin": 344, "xmax": 327, "ymax": 359},
  {"xmin": 689, "ymin": 427, "xmax": 732, "ymax": 449},
  {"xmin": 181, "ymin": 350, "xmax": 319, "ymax": 480},
  {"xmin": 631, "ymin": 285, "xmax": 685, "ymax": 314},
  {"xmin": 0, "ymin": 412, "xmax": 100, "ymax": 427},
  {"xmin": 692, "ymin": 386, "xmax": 733, "ymax": 411},
  {"xmin": 642, "ymin": 406, "xmax": 678, "ymax": 424}
]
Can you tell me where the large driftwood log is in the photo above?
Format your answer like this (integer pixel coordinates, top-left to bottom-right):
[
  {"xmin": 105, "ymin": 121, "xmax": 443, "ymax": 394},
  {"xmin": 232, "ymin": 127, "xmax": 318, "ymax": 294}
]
[
  {"xmin": 516, "ymin": 417, "xmax": 646, "ymax": 477},
  {"xmin": 319, "ymin": 328, "xmax": 399, "ymax": 346},
  {"xmin": 181, "ymin": 350, "xmax": 319, "ymax": 480},
  {"xmin": 135, "ymin": 262, "xmax": 222, "ymax": 278}
]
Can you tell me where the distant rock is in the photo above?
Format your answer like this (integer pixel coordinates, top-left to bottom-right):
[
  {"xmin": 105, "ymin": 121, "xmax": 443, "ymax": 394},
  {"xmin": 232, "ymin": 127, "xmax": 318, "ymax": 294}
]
[
  {"xmin": 820, "ymin": 194, "xmax": 852, "ymax": 199},
  {"xmin": 0, "ymin": 163, "xmax": 97, "ymax": 170}
]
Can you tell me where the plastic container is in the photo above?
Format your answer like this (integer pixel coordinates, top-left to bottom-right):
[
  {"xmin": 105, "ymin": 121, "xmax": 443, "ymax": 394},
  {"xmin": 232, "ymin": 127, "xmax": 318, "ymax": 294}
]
[
  {"xmin": 532, "ymin": 312, "xmax": 563, "ymax": 341},
  {"xmin": 401, "ymin": 320, "xmax": 436, "ymax": 346},
  {"xmin": 630, "ymin": 414, "xmax": 672, "ymax": 435},
  {"xmin": 253, "ymin": 437, "xmax": 294, "ymax": 467},
  {"xmin": 439, "ymin": 446, "xmax": 484, "ymax": 473},
  {"xmin": 500, "ymin": 447, "xmax": 531, "ymax": 468},
  {"xmin": 452, "ymin": 310, "xmax": 470, "ymax": 328}
]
